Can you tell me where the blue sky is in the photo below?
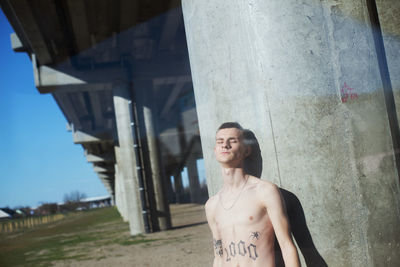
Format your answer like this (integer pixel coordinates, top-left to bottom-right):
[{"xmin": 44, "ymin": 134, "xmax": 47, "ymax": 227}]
[
  {"xmin": 0, "ymin": 9, "xmax": 207, "ymax": 209},
  {"xmin": 0, "ymin": 9, "xmax": 108, "ymax": 208}
]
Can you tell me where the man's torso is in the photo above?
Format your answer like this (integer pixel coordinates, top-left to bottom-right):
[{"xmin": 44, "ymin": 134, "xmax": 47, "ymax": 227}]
[{"xmin": 210, "ymin": 179, "xmax": 277, "ymax": 267}]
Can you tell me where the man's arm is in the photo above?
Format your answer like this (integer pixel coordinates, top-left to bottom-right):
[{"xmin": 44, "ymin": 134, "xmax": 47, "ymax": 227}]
[
  {"xmin": 259, "ymin": 182, "xmax": 300, "ymax": 267},
  {"xmin": 205, "ymin": 197, "xmax": 223, "ymax": 267}
]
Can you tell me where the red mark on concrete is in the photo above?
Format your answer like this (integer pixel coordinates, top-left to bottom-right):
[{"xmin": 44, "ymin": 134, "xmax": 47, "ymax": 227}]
[{"xmin": 341, "ymin": 82, "xmax": 358, "ymax": 103}]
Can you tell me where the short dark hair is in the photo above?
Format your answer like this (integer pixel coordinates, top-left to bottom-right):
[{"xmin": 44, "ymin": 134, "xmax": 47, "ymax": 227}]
[
  {"xmin": 217, "ymin": 122, "xmax": 244, "ymax": 132},
  {"xmin": 217, "ymin": 122, "xmax": 255, "ymax": 147}
]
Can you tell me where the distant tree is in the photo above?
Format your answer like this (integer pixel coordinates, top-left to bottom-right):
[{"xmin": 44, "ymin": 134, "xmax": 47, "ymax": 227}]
[
  {"xmin": 63, "ymin": 190, "xmax": 87, "ymax": 203},
  {"xmin": 62, "ymin": 190, "xmax": 87, "ymax": 212},
  {"xmin": 37, "ymin": 203, "xmax": 58, "ymax": 215}
]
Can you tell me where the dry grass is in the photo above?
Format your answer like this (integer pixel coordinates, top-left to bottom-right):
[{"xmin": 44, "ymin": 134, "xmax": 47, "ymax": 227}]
[{"xmin": 0, "ymin": 204, "xmax": 213, "ymax": 267}]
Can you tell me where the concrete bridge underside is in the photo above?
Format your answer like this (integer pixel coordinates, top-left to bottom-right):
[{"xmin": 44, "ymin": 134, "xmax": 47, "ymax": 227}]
[
  {"xmin": 2, "ymin": 0, "xmax": 400, "ymax": 266},
  {"xmin": 1, "ymin": 0, "xmax": 205, "ymax": 235}
]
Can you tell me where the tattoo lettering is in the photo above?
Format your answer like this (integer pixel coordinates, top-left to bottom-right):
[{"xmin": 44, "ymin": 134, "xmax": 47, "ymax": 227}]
[
  {"xmin": 219, "ymin": 240, "xmax": 258, "ymax": 261},
  {"xmin": 225, "ymin": 248, "xmax": 231, "ymax": 262},
  {"xmin": 213, "ymin": 239, "xmax": 223, "ymax": 257},
  {"xmin": 250, "ymin": 231, "xmax": 260, "ymax": 240},
  {"xmin": 238, "ymin": 240, "xmax": 247, "ymax": 256},
  {"xmin": 248, "ymin": 243, "xmax": 258, "ymax": 261},
  {"xmin": 229, "ymin": 242, "xmax": 236, "ymax": 257}
]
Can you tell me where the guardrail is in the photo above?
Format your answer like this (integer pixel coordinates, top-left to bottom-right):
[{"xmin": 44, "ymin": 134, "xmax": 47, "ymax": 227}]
[{"xmin": 0, "ymin": 214, "xmax": 66, "ymax": 233}]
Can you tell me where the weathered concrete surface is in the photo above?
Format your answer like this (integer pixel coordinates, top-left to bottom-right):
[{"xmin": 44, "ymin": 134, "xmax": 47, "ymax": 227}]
[
  {"xmin": 113, "ymin": 82, "xmax": 145, "ymax": 235},
  {"xmin": 114, "ymin": 147, "xmax": 128, "ymax": 222},
  {"xmin": 182, "ymin": 0, "xmax": 400, "ymax": 266},
  {"xmin": 143, "ymin": 105, "xmax": 172, "ymax": 230},
  {"xmin": 375, "ymin": 0, "xmax": 400, "ymax": 128},
  {"xmin": 187, "ymin": 156, "xmax": 201, "ymax": 203}
]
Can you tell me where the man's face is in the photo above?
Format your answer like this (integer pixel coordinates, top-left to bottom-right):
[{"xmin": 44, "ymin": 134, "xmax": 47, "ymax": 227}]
[{"xmin": 214, "ymin": 127, "xmax": 249, "ymax": 167}]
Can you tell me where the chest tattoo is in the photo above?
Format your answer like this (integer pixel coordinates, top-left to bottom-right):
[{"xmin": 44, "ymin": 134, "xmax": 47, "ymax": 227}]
[
  {"xmin": 213, "ymin": 239, "xmax": 223, "ymax": 257},
  {"xmin": 249, "ymin": 231, "xmax": 260, "ymax": 240},
  {"xmin": 219, "ymin": 240, "xmax": 258, "ymax": 262}
]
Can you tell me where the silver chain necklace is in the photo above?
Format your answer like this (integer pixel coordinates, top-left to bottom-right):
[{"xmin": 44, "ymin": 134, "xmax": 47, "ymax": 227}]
[{"xmin": 218, "ymin": 175, "xmax": 249, "ymax": 211}]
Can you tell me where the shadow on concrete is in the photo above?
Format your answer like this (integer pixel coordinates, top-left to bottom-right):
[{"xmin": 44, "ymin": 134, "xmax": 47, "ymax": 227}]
[
  {"xmin": 275, "ymin": 189, "xmax": 328, "ymax": 267},
  {"xmin": 243, "ymin": 129, "xmax": 327, "ymax": 267},
  {"xmin": 243, "ymin": 129, "xmax": 263, "ymax": 178}
]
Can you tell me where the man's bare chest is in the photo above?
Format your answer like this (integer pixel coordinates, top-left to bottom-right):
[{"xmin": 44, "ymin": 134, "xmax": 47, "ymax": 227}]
[
  {"xmin": 213, "ymin": 196, "xmax": 275, "ymax": 264},
  {"xmin": 214, "ymin": 194, "xmax": 268, "ymax": 228}
]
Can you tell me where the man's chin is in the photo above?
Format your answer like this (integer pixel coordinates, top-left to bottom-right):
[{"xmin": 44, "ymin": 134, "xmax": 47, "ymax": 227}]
[{"xmin": 217, "ymin": 160, "xmax": 242, "ymax": 168}]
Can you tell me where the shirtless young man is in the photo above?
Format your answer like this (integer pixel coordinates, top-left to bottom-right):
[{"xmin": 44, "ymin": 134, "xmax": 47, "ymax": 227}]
[{"xmin": 205, "ymin": 122, "xmax": 300, "ymax": 267}]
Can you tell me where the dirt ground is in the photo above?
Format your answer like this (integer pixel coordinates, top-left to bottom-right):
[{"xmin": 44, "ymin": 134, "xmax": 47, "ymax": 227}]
[{"xmin": 53, "ymin": 204, "xmax": 213, "ymax": 267}]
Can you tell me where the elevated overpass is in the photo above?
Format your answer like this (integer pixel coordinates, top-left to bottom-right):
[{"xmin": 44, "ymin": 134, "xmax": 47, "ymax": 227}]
[
  {"xmin": 3, "ymin": 0, "xmax": 400, "ymax": 265},
  {"xmin": 1, "ymin": 0, "xmax": 203, "ymax": 235}
]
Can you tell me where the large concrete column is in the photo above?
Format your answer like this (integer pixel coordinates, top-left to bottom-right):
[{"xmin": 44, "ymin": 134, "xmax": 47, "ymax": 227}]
[
  {"xmin": 113, "ymin": 82, "xmax": 145, "ymax": 235},
  {"xmin": 187, "ymin": 157, "xmax": 201, "ymax": 203},
  {"xmin": 375, "ymin": 0, "xmax": 400, "ymax": 179},
  {"xmin": 182, "ymin": 0, "xmax": 400, "ymax": 266},
  {"xmin": 143, "ymin": 105, "xmax": 172, "ymax": 230},
  {"xmin": 376, "ymin": 0, "xmax": 400, "ymax": 120},
  {"xmin": 114, "ymin": 147, "xmax": 128, "ymax": 222}
]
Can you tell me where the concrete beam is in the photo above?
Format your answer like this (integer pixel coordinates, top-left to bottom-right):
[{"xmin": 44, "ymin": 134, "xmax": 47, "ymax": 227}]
[
  {"xmin": 88, "ymin": 90, "xmax": 107, "ymax": 130},
  {"xmin": 73, "ymin": 130, "xmax": 114, "ymax": 144},
  {"xmin": 119, "ymin": 0, "xmax": 139, "ymax": 31},
  {"xmin": 93, "ymin": 165, "xmax": 109, "ymax": 173},
  {"xmin": 8, "ymin": 0, "xmax": 52, "ymax": 64},
  {"xmin": 160, "ymin": 76, "xmax": 188, "ymax": 118},
  {"xmin": 86, "ymin": 153, "xmax": 114, "ymax": 163},
  {"xmin": 40, "ymin": 82, "xmax": 113, "ymax": 95},
  {"xmin": 52, "ymin": 90, "xmax": 83, "ymax": 129},
  {"xmin": 152, "ymin": 75, "xmax": 192, "ymax": 87},
  {"xmin": 158, "ymin": 1, "xmax": 182, "ymax": 50},
  {"xmin": 98, "ymin": 173, "xmax": 113, "ymax": 180},
  {"xmin": 66, "ymin": 0, "xmax": 91, "ymax": 52},
  {"xmin": 10, "ymin": 33, "xmax": 25, "ymax": 52}
]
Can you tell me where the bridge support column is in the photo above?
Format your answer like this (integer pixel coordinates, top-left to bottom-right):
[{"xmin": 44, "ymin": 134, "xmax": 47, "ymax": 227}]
[
  {"xmin": 113, "ymin": 82, "xmax": 145, "ymax": 235},
  {"xmin": 182, "ymin": 0, "xmax": 400, "ymax": 265},
  {"xmin": 143, "ymin": 105, "xmax": 172, "ymax": 230},
  {"xmin": 187, "ymin": 157, "xmax": 201, "ymax": 203},
  {"xmin": 173, "ymin": 172, "xmax": 184, "ymax": 204},
  {"xmin": 114, "ymin": 149, "xmax": 128, "ymax": 222}
]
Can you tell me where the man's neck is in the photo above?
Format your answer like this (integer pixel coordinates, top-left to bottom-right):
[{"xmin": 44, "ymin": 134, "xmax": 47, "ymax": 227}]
[{"xmin": 221, "ymin": 167, "xmax": 248, "ymax": 190}]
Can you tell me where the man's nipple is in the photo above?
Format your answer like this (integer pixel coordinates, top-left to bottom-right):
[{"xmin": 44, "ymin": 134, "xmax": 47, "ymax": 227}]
[{"xmin": 249, "ymin": 216, "xmax": 253, "ymax": 220}]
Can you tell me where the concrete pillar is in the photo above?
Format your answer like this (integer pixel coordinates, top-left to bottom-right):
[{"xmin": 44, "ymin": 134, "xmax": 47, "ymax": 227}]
[
  {"xmin": 143, "ymin": 105, "xmax": 172, "ymax": 230},
  {"xmin": 174, "ymin": 172, "xmax": 184, "ymax": 203},
  {"xmin": 187, "ymin": 157, "xmax": 201, "ymax": 203},
  {"xmin": 375, "ymin": 0, "xmax": 400, "ymax": 121},
  {"xmin": 114, "ymin": 151, "xmax": 129, "ymax": 221},
  {"xmin": 166, "ymin": 171, "xmax": 175, "ymax": 203},
  {"xmin": 113, "ymin": 81, "xmax": 145, "ymax": 235},
  {"xmin": 182, "ymin": 0, "xmax": 400, "ymax": 266},
  {"xmin": 110, "ymin": 194, "xmax": 115, "ymax": 206}
]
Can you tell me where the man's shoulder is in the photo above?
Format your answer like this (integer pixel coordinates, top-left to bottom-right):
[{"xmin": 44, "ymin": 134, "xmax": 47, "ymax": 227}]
[
  {"xmin": 205, "ymin": 194, "xmax": 220, "ymax": 221},
  {"xmin": 247, "ymin": 176, "xmax": 281, "ymax": 201},
  {"xmin": 205, "ymin": 194, "xmax": 219, "ymax": 211},
  {"xmin": 248, "ymin": 176, "xmax": 279, "ymax": 192},
  {"xmin": 205, "ymin": 194, "xmax": 219, "ymax": 206}
]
